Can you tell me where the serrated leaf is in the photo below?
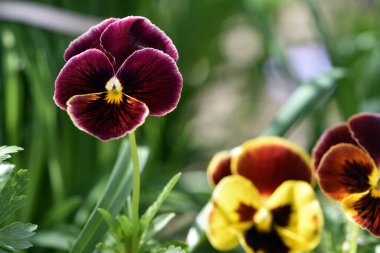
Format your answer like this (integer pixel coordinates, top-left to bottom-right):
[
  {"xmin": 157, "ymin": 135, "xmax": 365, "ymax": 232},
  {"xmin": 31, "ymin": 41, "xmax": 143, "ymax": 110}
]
[
  {"xmin": 0, "ymin": 222, "xmax": 37, "ymax": 250},
  {"xmin": 0, "ymin": 164, "xmax": 15, "ymax": 180},
  {"xmin": 0, "ymin": 146, "xmax": 23, "ymax": 163},
  {"xmin": 0, "ymin": 169, "xmax": 29, "ymax": 224},
  {"xmin": 140, "ymin": 173, "xmax": 181, "ymax": 232}
]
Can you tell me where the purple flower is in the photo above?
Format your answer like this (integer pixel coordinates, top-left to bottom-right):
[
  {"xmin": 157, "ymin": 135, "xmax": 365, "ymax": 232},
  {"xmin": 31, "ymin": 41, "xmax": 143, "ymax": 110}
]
[{"xmin": 54, "ymin": 17, "xmax": 182, "ymax": 141}]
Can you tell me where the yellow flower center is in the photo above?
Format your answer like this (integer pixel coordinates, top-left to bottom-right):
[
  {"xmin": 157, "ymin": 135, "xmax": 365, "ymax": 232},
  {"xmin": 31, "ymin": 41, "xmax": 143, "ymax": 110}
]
[
  {"xmin": 253, "ymin": 208, "xmax": 272, "ymax": 232},
  {"xmin": 105, "ymin": 77, "xmax": 123, "ymax": 104},
  {"xmin": 371, "ymin": 177, "xmax": 380, "ymax": 197}
]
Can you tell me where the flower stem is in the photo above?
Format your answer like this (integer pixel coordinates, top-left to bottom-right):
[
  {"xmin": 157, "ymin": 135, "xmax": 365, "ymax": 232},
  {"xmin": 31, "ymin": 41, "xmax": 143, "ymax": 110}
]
[
  {"xmin": 348, "ymin": 223, "xmax": 360, "ymax": 253},
  {"xmin": 129, "ymin": 131, "xmax": 141, "ymax": 253}
]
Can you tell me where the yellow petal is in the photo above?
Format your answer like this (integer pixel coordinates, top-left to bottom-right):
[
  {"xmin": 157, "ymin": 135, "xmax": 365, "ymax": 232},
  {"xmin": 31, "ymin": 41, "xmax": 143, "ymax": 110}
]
[
  {"xmin": 205, "ymin": 202, "xmax": 240, "ymax": 250},
  {"xmin": 266, "ymin": 180, "xmax": 323, "ymax": 251},
  {"xmin": 206, "ymin": 175, "xmax": 264, "ymax": 250},
  {"xmin": 342, "ymin": 190, "xmax": 380, "ymax": 236},
  {"xmin": 213, "ymin": 175, "xmax": 263, "ymax": 223}
]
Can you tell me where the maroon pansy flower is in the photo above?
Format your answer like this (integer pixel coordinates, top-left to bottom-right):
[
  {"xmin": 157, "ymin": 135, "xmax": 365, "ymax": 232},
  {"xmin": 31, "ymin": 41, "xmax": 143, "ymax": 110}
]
[
  {"xmin": 54, "ymin": 17, "xmax": 182, "ymax": 141},
  {"xmin": 312, "ymin": 112, "xmax": 380, "ymax": 236}
]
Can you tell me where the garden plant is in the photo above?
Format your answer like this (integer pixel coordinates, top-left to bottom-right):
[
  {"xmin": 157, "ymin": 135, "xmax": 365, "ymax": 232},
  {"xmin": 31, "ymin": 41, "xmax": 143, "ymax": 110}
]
[{"xmin": 1, "ymin": 0, "xmax": 380, "ymax": 253}]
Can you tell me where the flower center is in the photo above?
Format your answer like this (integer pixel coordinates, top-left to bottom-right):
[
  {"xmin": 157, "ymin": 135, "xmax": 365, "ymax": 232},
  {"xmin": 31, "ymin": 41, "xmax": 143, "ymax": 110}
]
[
  {"xmin": 105, "ymin": 77, "xmax": 123, "ymax": 104},
  {"xmin": 371, "ymin": 178, "xmax": 380, "ymax": 197},
  {"xmin": 253, "ymin": 208, "xmax": 272, "ymax": 232}
]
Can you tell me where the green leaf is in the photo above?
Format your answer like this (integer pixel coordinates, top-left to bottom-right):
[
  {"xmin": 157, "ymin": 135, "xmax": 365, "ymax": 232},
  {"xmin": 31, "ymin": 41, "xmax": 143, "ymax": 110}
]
[
  {"xmin": 155, "ymin": 245, "xmax": 187, "ymax": 253},
  {"xmin": 97, "ymin": 208, "xmax": 122, "ymax": 238},
  {"xmin": 118, "ymin": 215, "xmax": 131, "ymax": 237},
  {"xmin": 0, "ymin": 146, "xmax": 22, "ymax": 163},
  {"xmin": 0, "ymin": 246, "xmax": 13, "ymax": 253},
  {"xmin": 141, "ymin": 213, "xmax": 175, "ymax": 242},
  {"xmin": 262, "ymin": 68, "xmax": 344, "ymax": 136},
  {"xmin": 32, "ymin": 229, "xmax": 78, "ymax": 251},
  {"xmin": 0, "ymin": 222, "xmax": 37, "ymax": 250},
  {"xmin": 43, "ymin": 196, "xmax": 82, "ymax": 227},
  {"xmin": 0, "ymin": 169, "xmax": 28, "ymax": 224},
  {"xmin": 140, "ymin": 173, "xmax": 181, "ymax": 233},
  {"xmin": 96, "ymin": 242, "xmax": 114, "ymax": 250}
]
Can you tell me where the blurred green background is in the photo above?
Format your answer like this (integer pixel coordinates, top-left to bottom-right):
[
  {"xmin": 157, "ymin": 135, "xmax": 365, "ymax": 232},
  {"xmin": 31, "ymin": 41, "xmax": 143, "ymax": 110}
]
[{"xmin": 1, "ymin": 0, "xmax": 380, "ymax": 252}]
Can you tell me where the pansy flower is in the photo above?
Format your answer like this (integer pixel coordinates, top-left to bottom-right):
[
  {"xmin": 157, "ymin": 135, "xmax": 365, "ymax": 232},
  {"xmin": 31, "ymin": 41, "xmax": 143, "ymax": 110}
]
[
  {"xmin": 206, "ymin": 137, "xmax": 323, "ymax": 253},
  {"xmin": 313, "ymin": 112, "xmax": 380, "ymax": 236},
  {"xmin": 54, "ymin": 17, "xmax": 182, "ymax": 141}
]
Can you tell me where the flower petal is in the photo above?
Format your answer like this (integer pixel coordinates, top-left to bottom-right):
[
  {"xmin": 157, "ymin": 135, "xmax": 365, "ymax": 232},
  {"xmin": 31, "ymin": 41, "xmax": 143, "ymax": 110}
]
[
  {"xmin": 206, "ymin": 175, "xmax": 263, "ymax": 250},
  {"xmin": 240, "ymin": 226, "xmax": 289, "ymax": 253},
  {"xmin": 64, "ymin": 18, "xmax": 118, "ymax": 61},
  {"xmin": 54, "ymin": 49, "xmax": 114, "ymax": 110},
  {"xmin": 101, "ymin": 16, "xmax": 179, "ymax": 69},
  {"xmin": 266, "ymin": 181, "xmax": 323, "ymax": 251},
  {"xmin": 117, "ymin": 48, "xmax": 182, "ymax": 116},
  {"xmin": 342, "ymin": 191, "xmax": 380, "ymax": 237},
  {"xmin": 67, "ymin": 93, "xmax": 148, "ymax": 141},
  {"xmin": 312, "ymin": 123, "xmax": 357, "ymax": 171},
  {"xmin": 317, "ymin": 143, "xmax": 377, "ymax": 201},
  {"xmin": 205, "ymin": 203, "xmax": 240, "ymax": 251},
  {"xmin": 212, "ymin": 175, "xmax": 263, "ymax": 224},
  {"xmin": 231, "ymin": 137, "xmax": 312, "ymax": 197},
  {"xmin": 349, "ymin": 113, "xmax": 380, "ymax": 166},
  {"xmin": 207, "ymin": 151, "xmax": 232, "ymax": 187}
]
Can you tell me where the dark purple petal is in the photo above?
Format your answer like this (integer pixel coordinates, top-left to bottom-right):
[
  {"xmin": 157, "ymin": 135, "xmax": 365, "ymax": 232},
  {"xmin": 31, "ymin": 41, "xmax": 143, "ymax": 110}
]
[
  {"xmin": 54, "ymin": 49, "xmax": 114, "ymax": 110},
  {"xmin": 67, "ymin": 93, "xmax": 148, "ymax": 141},
  {"xmin": 312, "ymin": 123, "xmax": 357, "ymax": 171},
  {"xmin": 101, "ymin": 16, "xmax": 179, "ymax": 69},
  {"xmin": 64, "ymin": 18, "xmax": 118, "ymax": 61},
  {"xmin": 349, "ymin": 113, "xmax": 380, "ymax": 166},
  {"xmin": 117, "ymin": 48, "xmax": 182, "ymax": 116}
]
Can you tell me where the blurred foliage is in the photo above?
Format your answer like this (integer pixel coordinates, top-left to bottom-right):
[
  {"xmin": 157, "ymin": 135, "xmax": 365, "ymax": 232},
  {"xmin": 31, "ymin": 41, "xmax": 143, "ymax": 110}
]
[
  {"xmin": 0, "ymin": 147, "xmax": 37, "ymax": 252},
  {"xmin": 1, "ymin": 0, "xmax": 380, "ymax": 252}
]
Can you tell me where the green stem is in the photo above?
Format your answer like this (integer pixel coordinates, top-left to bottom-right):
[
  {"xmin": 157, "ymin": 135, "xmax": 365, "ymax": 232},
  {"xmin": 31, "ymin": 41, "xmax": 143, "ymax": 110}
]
[
  {"xmin": 129, "ymin": 131, "xmax": 141, "ymax": 253},
  {"xmin": 347, "ymin": 223, "xmax": 360, "ymax": 253}
]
